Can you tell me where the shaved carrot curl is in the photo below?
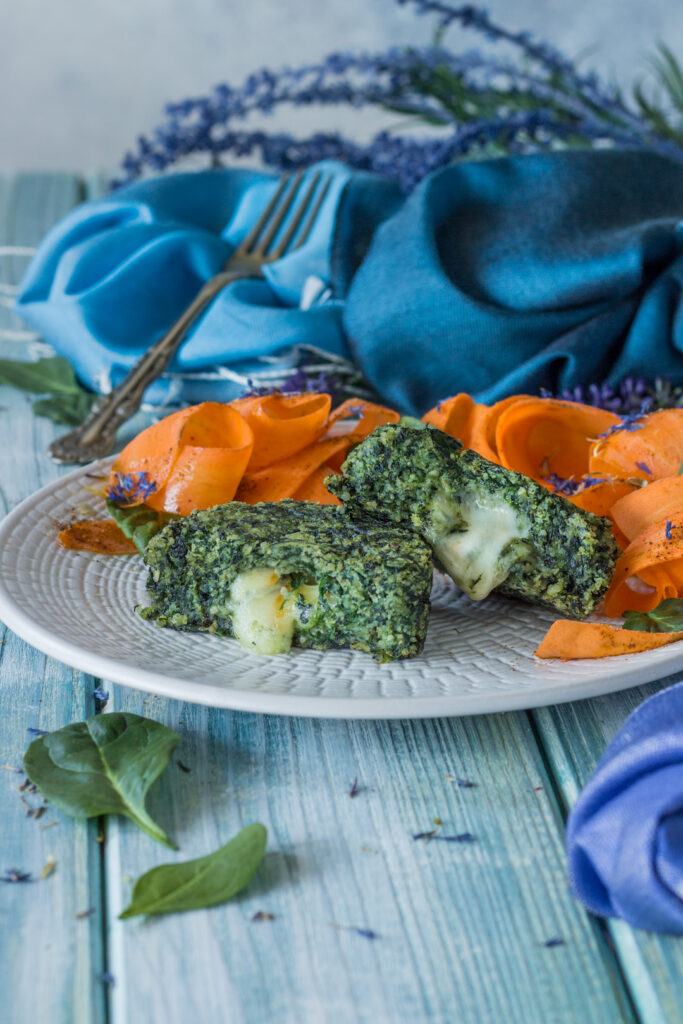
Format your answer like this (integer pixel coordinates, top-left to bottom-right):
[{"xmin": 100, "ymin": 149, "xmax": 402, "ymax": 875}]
[
  {"xmin": 112, "ymin": 402, "xmax": 254, "ymax": 514},
  {"xmin": 603, "ymin": 517, "xmax": 683, "ymax": 617},
  {"xmin": 463, "ymin": 404, "xmax": 499, "ymax": 462},
  {"xmin": 535, "ymin": 619, "xmax": 683, "ymax": 660},
  {"xmin": 111, "ymin": 405, "xmax": 199, "ymax": 500},
  {"xmin": 230, "ymin": 392, "xmax": 331, "ymax": 471},
  {"xmin": 58, "ymin": 520, "xmax": 137, "ymax": 555},
  {"xmin": 590, "ymin": 408, "xmax": 683, "ymax": 482},
  {"xmin": 292, "ymin": 464, "xmax": 342, "ymax": 505},
  {"xmin": 609, "ymin": 476, "xmax": 683, "ymax": 546},
  {"xmin": 495, "ymin": 398, "xmax": 620, "ymax": 486},
  {"xmin": 422, "ymin": 394, "xmax": 475, "ymax": 439},
  {"xmin": 564, "ymin": 479, "xmax": 638, "ymax": 518},
  {"xmin": 421, "ymin": 394, "xmax": 533, "ymax": 464},
  {"xmin": 235, "ymin": 437, "xmax": 351, "ymax": 505},
  {"xmin": 327, "ymin": 398, "xmax": 400, "ymax": 439}
]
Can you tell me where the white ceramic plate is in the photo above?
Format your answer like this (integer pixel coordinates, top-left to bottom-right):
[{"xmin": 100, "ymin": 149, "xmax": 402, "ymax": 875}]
[{"xmin": 0, "ymin": 460, "xmax": 681, "ymax": 718}]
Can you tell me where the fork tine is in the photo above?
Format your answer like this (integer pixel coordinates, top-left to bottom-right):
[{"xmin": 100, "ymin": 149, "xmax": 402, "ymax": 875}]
[
  {"xmin": 287, "ymin": 174, "xmax": 333, "ymax": 254},
  {"xmin": 237, "ymin": 173, "xmax": 291, "ymax": 255},
  {"xmin": 267, "ymin": 171, "xmax": 322, "ymax": 260},
  {"xmin": 252, "ymin": 170, "xmax": 305, "ymax": 256}
]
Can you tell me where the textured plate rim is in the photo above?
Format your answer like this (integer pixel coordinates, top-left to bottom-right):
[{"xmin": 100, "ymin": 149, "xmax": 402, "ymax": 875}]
[{"xmin": 0, "ymin": 461, "xmax": 682, "ymax": 718}]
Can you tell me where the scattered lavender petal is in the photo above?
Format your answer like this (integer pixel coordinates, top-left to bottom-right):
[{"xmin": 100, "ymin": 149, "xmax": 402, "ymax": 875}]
[
  {"xmin": 433, "ymin": 833, "xmax": 476, "ymax": 843},
  {"xmin": 1, "ymin": 868, "xmax": 33, "ymax": 883}
]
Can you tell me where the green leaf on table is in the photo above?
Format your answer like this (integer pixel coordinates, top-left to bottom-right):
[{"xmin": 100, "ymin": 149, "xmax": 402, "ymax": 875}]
[
  {"xmin": 119, "ymin": 823, "xmax": 268, "ymax": 918},
  {"xmin": 0, "ymin": 356, "xmax": 83, "ymax": 395},
  {"xmin": 0, "ymin": 356, "xmax": 97, "ymax": 425},
  {"xmin": 32, "ymin": 391, "xmax": 97, "ymax": 425},
  {"xmin": 623, "ymin": 598, "xmax": 683, "ymax": 633},
  {"xmin": 23, "ymin": 713, "xmax": 180, "ymax": 848},
  {"xmin": 107, "ymin": 500, "xmax": 182, "ymax": 556}
]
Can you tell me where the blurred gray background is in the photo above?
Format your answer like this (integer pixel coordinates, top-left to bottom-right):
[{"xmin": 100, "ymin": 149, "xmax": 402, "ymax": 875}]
[{"xmin": 1, "ymin": 0, "xmax": 682, "ymax": 172}]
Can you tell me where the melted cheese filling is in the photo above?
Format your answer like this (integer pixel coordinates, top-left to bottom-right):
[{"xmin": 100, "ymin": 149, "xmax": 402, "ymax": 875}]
[
  {"xmin": 228, "ymin": 568, "xmax": 319, "ymax": 655},
  {"xmin": 432, "ymin": 495, "xmax": 530, "ymax": 601}
]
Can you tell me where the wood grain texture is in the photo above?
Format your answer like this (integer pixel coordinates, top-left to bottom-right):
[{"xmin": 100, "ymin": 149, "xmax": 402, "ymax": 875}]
[
  {"xmin": 103, "ymin": 688, "xmax": 635, "ymax": 1024},
  {"xmin": 0, "ymin": 173, "xmax": 107, "ymax": 1024},
  {"xmin": 533, "ymin": 678, "xmax": 683, "ymax": 1024}
]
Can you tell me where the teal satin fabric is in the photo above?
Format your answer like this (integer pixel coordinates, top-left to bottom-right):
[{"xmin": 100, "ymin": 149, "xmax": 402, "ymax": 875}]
[{"xmin": 344, "ymin": 149, "xmax": 683, "ymax": 413}]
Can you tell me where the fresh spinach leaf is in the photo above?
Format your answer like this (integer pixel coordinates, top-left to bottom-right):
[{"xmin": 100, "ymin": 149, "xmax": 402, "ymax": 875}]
[
  {"xmin": 107, "ymin": 501, "xmax": 182, "ymax": 555},
  {"xmin": 0, "ymin": 356, "xmax": 96, "ymax": 425},
  {"xmin": 119, "ymin": 823, "xmax": 267, "ymax": 918},
  {"xmin": 33, "ymin": 391, "xmax": 97, "ymax": 426},
  {"xmin": 623, "ymin": 598, "xmax": 683, "ymax": 633},
  {"xmin": 0, "ymin": 356, "xmax": 83, "ymax": 395},
  {"xmin": 23, "ymin": 713, "xmax": 180, "ymax": 848}
]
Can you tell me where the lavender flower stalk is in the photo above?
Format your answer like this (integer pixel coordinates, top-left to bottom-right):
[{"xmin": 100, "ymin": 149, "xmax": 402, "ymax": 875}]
[{"xmin": 115, "ymin": 0, "xmax": 683, "ymax": 191}]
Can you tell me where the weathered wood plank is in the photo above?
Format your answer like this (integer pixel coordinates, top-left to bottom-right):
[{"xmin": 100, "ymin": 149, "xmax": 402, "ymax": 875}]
[
  {"xmin": 0, "ymin": 172, "xmax": 107, "ymax": 1024},
  {"xmin": 533, "ymin": 677, "xmax": 683, "ymax": 1024},
  {"xmin": 103, "ymin": 688, "xmax": 636, "ymax": 1024}
]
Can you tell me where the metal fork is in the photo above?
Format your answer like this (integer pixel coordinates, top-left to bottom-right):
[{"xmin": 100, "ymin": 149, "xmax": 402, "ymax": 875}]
[{"xmin": 49, "ymin": 170, "xmax": 333, "ymax": 464}]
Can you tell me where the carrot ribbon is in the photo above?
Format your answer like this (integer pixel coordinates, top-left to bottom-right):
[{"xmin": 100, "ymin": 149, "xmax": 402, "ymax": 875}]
[
  {"xmin": 229, "ymin": 392, "xmax": 331, "ymax": 470},
  {"xmin": 535, "ymin": 620, "xmax": 683, "ymax": 659},
  {"xmin": 112, "ymin": 402, "xmax": 254, "ymax": 514}
]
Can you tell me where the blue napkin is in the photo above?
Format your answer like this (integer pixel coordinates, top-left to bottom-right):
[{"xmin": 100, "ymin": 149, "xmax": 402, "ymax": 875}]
[
  {"xmin": 567, "ymin": 682, "xmax": 683, "ymax": 933},
  {"xmin": 344, "ymin": 149, "xmax": 683, "ymax": 414},
  {"xmin": 15, "ymin": 162, "xmax": 401, "ymax": 405},
  {"xmin": 15, "ymin": 150, "xmax": 683, "ymax": 415}
]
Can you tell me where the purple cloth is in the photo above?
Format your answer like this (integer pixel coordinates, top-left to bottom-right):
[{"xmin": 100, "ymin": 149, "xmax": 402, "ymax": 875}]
[{"xmin": 567, "ymin": 682, "xmax": 683, "ymax": 933}]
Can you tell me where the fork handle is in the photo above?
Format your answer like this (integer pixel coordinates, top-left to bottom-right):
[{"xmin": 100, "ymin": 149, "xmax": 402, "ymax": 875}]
[{"xmin": 49, "ymin": 269, "xmax": 254, "ymax": 464}]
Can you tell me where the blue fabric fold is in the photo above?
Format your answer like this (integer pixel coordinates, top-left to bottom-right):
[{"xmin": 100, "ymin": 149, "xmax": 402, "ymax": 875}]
[
  {"xmin": 567, "ymin": 682, "xmax": 683, "ymax": 933},
  {"xmin": 15, "ymin": 150, "xmax": 683, "ymax": 415},
  {"xmin": 15, "ymin": 162, "xmax": 401, "ymax": 405},
  {"xmin": 344, "ymin": 149, "xmax": 683, "ymax": 414}
]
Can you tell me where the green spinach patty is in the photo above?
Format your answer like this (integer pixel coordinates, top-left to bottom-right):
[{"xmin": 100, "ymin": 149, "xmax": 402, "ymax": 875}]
[
  {"xmin": 326, "ymin": 421, "xmax": 618, "ymax": 618},
  {"xmin": 140, "ymin": 500, "xmax": 433, "ymax": 661}
]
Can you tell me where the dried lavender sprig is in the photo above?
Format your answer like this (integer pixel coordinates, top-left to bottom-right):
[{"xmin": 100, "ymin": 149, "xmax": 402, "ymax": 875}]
[
  {"xmin": 398, "ymin": 0, "xmax": 662, "ymax": 142},
  {"xmin": 541, "ymin": 376, "xmax": 683, "ymax": 415},
  {"xmin": 405, "ymin": 3, "xmax": 646, "ymax": 118},
  {"xmin": 119, "ymin": 101, "xmax": 638, "ymax": 196},
  {"xmin": 114, "ymin": 4, "xmax": 683, "ymax": 190},
  {"xmin": 544, "ymin": 473, "xmax": 610, "ymax": 497}
]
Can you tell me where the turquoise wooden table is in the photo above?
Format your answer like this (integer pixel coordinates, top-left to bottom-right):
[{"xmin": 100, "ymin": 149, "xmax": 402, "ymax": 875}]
[{"xmin": 2, "ymin": 172, "xmax": 683, "ymax": 1024}]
